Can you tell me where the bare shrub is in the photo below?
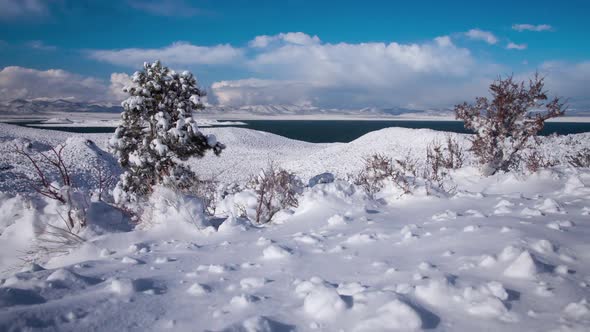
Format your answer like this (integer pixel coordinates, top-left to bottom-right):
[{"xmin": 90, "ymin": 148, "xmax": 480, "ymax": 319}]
[
  {"xmin": 523, "ymin": 149, "xmax": 559, "ymax": 172},
  {"xmin": 425, "ymin": 136, "xmax": 464, "ymax": 173},
  {"xmin": 567, "ymin": 148, "xmax": 590, "ymax": 168},
  {"xmin": 355, "ymin": 154, "xmax": 412, "ymax": 198},
  {"xmin": 94, "ymin": 163, "xmax": 116, "ymax": 202},
  {"xmin": 249, "ymin": 163, "xmax": 303, "ymax": 224},
  {"xmin": 32, "ymin": 224, "xmax": 86, "ymax": 255},
  {"xmin": 455, "ymin": 73, "xmax": 566, "ymax": 175},
  {"xmin": 422, "ymin": 138, "xmax": 462, "ymax": 195},
  {"xmin": 190, "ymin": 179, "xmax": 220, "ymax": 216},
  {"xmin": 13, "ymin": 144, "xmax": 86, "ymax": 230},
  {"xmin": 395, "ymin": 152, "xmax": 419, "ymax": 178}
]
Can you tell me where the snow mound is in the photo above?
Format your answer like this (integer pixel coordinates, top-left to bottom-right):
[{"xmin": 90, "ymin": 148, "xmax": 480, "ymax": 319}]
[
  {"xmin": 142, "ymin": 186, "xmax": 211, "ymax": 230},
  {"xmin": 109, "ymin": 278, "xmax": 136, "ymax": 296},
  {"xmin": 503, "ymin": 251, "xmax": 539, "ymax": 279},
  {"xmin": 415, "ymin": 278, "xmax": 513, "ymax": 320},
  {"xmin": 354, "ymin": 299, "xmax": 422, "ymax": 331},
  {"xmin": 187, "ymin": 283, "xmax": 211, "ymax": 296},
  {"xmin": 221, "ymin": 316, "xmax": 294, "ymax": 332},
  {"xmin": 262, "ymin": 244, "xmax": 292, "ymax": 260},
  {"xmin": 295, "ymin": 278, "xmax": 348, "ymax": 320}
]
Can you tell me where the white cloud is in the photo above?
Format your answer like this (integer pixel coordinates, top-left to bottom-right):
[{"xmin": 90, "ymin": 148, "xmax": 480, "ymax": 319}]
[
  {"xmin": 108, "ymin": 73, "xmax": 133, "ymax": 101},
  {"xmin": 507, "ymin": 42, "xmax": 527, "ymax": 50},
  {"xmin": 209, "ymin": 33, "xmax": 496, "ymax": 109},
  {"xmin": 211, "ymin": 79, "xmax": 317, "ymax": 106},
  {"xmin": 0, "ymin": 66, "xmax": 125, "ymax": 103},
  {"xmin": 0, "ymin": 0, "xmax": 48, "ymax": 20},
  {"xmin": 537, "ymin": 61, "xmax": 590, "ymax": 109},
  {"xmin": 127, "ymin": 0, "xmax": 206, "ymax": 17},
  {"xmin": 465, "ymin": 29, "xmax": 498, "ymax": 44},
  {"xmin": 512, "ymin": 24, "xmax": 553, "ymax": 32},
  {"xmin": 249, "ymin": 35, "xmax": 474, "ymax": 78},
  {"xmin": 26, "ymin": 40, "xmax": 57, "ymax": 51},
  {"xmin": 88, "ymin": 42, "xmax": 243, "ymax": 67},
  {"xmin": 249, "ymin": 32, "xmax": 321, "ymax": 48}
]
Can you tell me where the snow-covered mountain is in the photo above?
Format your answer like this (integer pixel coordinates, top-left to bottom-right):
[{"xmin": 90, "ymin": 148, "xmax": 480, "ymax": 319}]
[
  {"xmin": 3, "ymin": 99, "xmax": 585, "ymax": 119},
  {"xmin": 0, "ymin": 99, "xmax": 123, "ymax": 114},
  {"xmin": 1, "ymin": 99, "xmax": 449, "ymax": 117},
  {"xmin": 203, "ymin": 104, "xmax": 454, "ymax": 118}
]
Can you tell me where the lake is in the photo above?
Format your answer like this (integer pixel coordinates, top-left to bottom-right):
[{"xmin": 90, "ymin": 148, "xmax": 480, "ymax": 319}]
[{"xmin": 7, "ymin": 120, "xmax": 590, "ymax": 143}]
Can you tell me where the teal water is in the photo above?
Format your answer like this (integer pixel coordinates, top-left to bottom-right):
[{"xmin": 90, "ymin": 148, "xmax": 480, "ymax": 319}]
[
  {"xmin": 6, "ymin": 120, "xmax": 590, "ymax": 143},
  {"xmin": 238, "ymin": 120, "xmax": 590, "ymax": 143}
]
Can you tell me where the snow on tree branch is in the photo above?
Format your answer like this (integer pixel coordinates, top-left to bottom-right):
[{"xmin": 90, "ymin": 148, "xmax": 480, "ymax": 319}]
[{"xmin": 109, "ymin": 60, "xmax": 225, "ymax": 205}]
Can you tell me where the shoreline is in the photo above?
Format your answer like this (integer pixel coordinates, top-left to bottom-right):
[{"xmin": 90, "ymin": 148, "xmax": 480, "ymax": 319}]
[{"xmin": 2, "ymin": 111, "xmax": 590, "ymax": 123}]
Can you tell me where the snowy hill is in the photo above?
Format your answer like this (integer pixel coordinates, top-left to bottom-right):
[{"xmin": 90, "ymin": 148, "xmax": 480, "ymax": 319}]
[{"xmin": 0, "ymin": 124, "xmax": 590, "ymax": 331}]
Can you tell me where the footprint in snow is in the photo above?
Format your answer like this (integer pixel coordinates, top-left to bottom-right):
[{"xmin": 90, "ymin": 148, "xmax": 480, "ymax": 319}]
[{"xmin": 0, "ymin": 288, "xmax": 46, "ymax": 308}]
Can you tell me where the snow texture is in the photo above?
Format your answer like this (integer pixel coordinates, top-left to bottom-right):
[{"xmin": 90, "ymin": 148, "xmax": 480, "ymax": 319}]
[{"xmin": 0, "ymin": 123, "xmax": 590, "ymax": 331}]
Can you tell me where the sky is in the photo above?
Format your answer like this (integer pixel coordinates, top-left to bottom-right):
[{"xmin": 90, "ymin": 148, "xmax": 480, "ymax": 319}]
[{"xmin": 0, "ymin": 0, "xmax": 589, "ymax": 111}]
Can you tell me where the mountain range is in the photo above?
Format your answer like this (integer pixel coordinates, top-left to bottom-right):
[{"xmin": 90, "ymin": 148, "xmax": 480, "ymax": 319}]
[
  {"xmin": 0, "ymin": 99, "xmax": 123, "ymax": 114},
  {"xmin": 1, "ymin": 98, "xmax": 585, "ymax": 118}
]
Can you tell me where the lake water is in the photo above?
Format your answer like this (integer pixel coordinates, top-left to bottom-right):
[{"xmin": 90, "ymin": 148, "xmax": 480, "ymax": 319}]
[{"xmin": 7, "ymin": 120, "xmax": 590, "ymax": 143}]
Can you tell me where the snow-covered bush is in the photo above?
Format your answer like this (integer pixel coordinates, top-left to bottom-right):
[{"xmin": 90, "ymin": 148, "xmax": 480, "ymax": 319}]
[
  {"xmin": 567, "ymin": 148, "xmax": 590, "ymax": 168},
  {"xmin": 455, "ymin": 74, "xmax": 565, "ymax": 176},
  {"xmin": 185, "ymin": 177, "xmax": 221, "ymax": 216},
  {"xmin": 140, "ymin": 185, "xmax": 211, "ymax": 230},
  {"xmin": 523, "ymin": 149, "xmax": 559, "ymax": 173},
  {"xmin": 354, "ymin": 154, "xmax": 412, "ymax": 198},
  {"xmin": 248, "ymin": 163, "xmax": 303, "ymax": 224},
  {"xmin": 109, "ymin": 60, "xmax": 225, "ymax": 206}
]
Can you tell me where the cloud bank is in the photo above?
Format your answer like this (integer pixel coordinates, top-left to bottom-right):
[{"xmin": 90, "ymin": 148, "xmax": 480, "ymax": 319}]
[
  {"xmin": 0, "ymin": 66, "xmax": 126, "ymax": 103},
  {"xmin": 2, "ymin": 32, "xmax": 589, "ymax": 112},
  {"xmin": 89, "ymin": 42, "xmax": 243, "ymax": 67}
]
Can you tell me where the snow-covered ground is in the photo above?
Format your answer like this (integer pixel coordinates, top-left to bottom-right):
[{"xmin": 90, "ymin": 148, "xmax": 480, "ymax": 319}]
[{"xmin": 1, "ymin": 123, "xmax": 590, "ymax": 331}]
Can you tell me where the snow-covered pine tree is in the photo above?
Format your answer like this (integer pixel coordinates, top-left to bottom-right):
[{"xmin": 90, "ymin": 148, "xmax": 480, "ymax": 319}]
[{"xmin": 109, "ymin": 60, "xmax": 225, "ymax": 205}]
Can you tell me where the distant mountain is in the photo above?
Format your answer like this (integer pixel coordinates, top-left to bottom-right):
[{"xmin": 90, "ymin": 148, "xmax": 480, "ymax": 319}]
[
  {"xmin": 3, "ymin": 99, "xmax": 583, "ymax": 118},
  {"xmin": 203, "ymin": 104, "xmax": 454, "ymax": 118},
  {"xmin": 0, "ymin": 99, "xmax": 122, "ymax": 114}
]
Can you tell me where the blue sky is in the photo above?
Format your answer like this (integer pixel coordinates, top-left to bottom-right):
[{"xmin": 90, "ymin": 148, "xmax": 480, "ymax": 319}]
[{"xmin": 1, "ymin": 0, "xmax": 589, "ymax": 110}]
